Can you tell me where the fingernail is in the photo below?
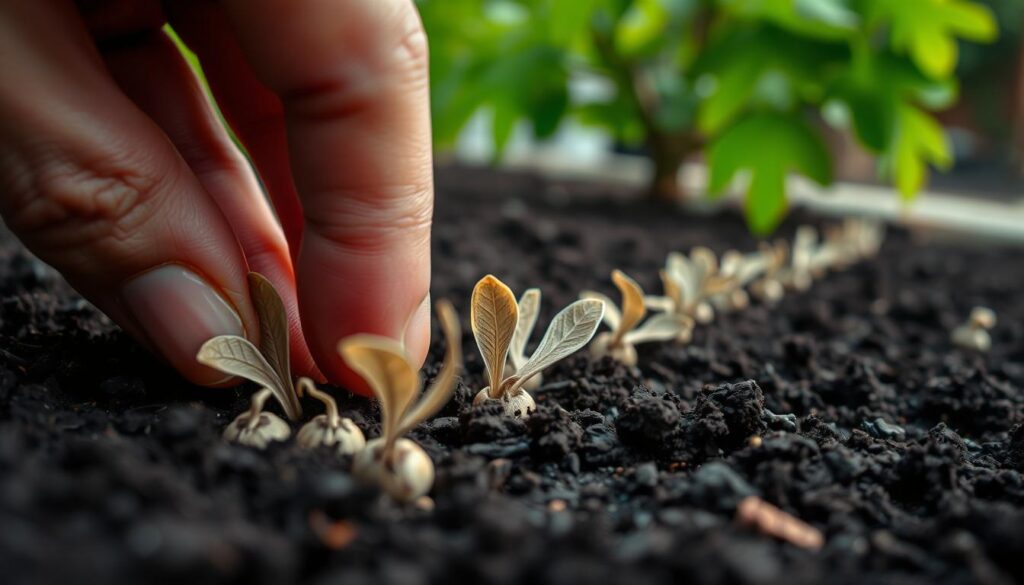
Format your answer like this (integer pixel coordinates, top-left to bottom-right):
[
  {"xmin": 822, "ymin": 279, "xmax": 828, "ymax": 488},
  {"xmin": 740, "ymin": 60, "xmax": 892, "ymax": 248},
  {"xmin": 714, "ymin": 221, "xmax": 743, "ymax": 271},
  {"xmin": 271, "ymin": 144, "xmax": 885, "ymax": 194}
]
[
  {"xmin": 121, "ymin": 265, "xmax": 245, "ymax": 385},
  {"xmin": 402, "ymin": 293, "xmax": 432, "ymax": 367}
]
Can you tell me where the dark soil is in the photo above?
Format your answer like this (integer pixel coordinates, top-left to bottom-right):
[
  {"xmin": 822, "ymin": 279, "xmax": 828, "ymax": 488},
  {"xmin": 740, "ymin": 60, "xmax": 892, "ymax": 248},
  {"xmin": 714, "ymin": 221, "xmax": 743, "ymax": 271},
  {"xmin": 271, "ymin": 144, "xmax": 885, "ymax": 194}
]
[{"xmin": 2, "ymin": 166, "xmax": 1024, "ymax": 585}]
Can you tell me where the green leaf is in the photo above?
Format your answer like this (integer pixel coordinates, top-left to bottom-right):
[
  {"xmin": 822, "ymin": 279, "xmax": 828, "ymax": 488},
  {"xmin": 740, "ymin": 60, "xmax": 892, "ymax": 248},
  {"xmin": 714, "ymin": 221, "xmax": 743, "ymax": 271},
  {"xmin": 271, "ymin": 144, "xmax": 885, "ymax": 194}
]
[
  {"xmin": 829, "ymin": 52, "xmax": 957, "ymax": 153},
  {"xmin": 707, "ymin": 112, "xmax": 832, "ymax": 233},
  {"xmin": 695, "ymin": 26, "xmax": 844, "ymax": 134},
  {"xmin": 865, "ymin": 0, "xmax": 997, "ymax": 78},
  {"xmin": 547, "ymin": 0, "xmax": 597, "ymax": 45},
  {"xmin": 886, "ymin": 104, "xmax": 952, "ymax": 199},
  {"xmin": 614, "ymin": 0, "xmax": 670, "ymax": 57}
]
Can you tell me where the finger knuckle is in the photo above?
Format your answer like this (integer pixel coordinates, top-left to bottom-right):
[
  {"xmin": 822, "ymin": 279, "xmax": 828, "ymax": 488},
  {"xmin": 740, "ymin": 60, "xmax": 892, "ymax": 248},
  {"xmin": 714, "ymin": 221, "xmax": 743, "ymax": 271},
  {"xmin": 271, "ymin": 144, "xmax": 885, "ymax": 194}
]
[
  {"xmin": 305, "ymin": 180, "xmax": 432, "ymax": 255},
  {"xmin": 5, "ymin": 151, "xmax": 167, "ymax": 252}
]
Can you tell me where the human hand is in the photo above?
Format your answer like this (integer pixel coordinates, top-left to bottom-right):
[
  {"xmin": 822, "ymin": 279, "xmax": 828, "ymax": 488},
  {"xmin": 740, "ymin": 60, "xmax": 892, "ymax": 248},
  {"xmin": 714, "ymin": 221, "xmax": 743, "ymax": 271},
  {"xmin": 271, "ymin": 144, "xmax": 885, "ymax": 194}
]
[{"xmin": 0, "ymin": 0, "xmax": 433, "ymax": 392}]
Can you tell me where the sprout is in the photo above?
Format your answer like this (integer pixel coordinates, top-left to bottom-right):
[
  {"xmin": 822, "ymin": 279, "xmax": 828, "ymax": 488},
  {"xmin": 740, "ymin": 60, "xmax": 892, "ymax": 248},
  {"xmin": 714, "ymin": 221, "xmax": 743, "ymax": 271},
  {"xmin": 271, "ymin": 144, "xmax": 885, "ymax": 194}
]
[
  {"xmin": 783, "ymin": 226, "xmax": 818, "ymax": 291},
  {"xmin": 749, "ymin": 241, "xmax": 789, "ymax": 303},
  {"xmin": 197, "ymin": 272, "xmax": 302, "ymax": 421},
  {"xmin": 583, "ymin": 270, "xmax": 693, "ymax": 366},
  {"xmin": 295, "ymin": 377, "xmax": 366, "ymax": 454},
  {"xmin": 340, "ymin": 300, "xmax": 462, "ymax": 502},
  {"xmin": 222, "ymin": 388, "xmax": 291, "ymax": 448},
  {"xmin": 470, "ymin": 275, "xmax": 604, "ymax": 417},
  {"xmin": 951, "ymin": 306, "xmax": 996, "ymax": 352},
  {"xmin": 710, "ymin": 250, "xmax": 769, "ymax": 312},
  {"xmin": 646, "ymin": 248, "xmax": 737, "ymax": 326},
  {"xmin": 506, "ymin": 288, "xmax": 543, "ymax": 392}
]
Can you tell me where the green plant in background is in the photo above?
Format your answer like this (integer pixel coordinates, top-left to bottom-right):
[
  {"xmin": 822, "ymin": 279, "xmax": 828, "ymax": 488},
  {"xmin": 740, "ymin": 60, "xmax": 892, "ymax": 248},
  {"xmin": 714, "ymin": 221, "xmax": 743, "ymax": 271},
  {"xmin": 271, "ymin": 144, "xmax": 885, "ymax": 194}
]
[{"xmin": 417, "ymin": 0, "xmax": 997, "ymax": 233}]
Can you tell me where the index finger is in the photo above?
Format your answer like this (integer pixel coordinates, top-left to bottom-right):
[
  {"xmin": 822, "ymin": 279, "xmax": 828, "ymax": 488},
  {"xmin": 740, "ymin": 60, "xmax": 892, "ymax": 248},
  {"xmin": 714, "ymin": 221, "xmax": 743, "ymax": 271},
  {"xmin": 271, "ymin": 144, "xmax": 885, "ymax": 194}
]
[{"xmin": 220, "ymin": 0, "xmax": 434, "ymax": 392}]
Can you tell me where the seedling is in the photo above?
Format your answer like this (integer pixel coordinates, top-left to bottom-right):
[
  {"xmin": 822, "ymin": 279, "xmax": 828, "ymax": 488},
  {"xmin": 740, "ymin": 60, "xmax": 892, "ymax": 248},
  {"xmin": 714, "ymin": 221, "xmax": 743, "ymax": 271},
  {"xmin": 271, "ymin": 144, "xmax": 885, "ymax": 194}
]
[
  {"xmin": 340, "ymin": 300, "xmax": 462, "ymax": 502},
  {"xmin": 951, "ymin": 306, "xmax": 996, "ymax": 352},
  {"xmin": 748, "ymin": 241, "xmax": 789, "ymax": 304},
  {"xmin": 783, "ymin": 226, "xmax": 819, "ymax": 291},
  {"xmin": 295, "ymin": 377, "xmax": 366, "ymax": 454},
  {"xmin": 222, "ymin": 388, "xmax": 291, "ymax": 448},
  {"xmin": 646, "ymin": 248, "xmax": 737, "ymax": 326},
  {"xmin": 710, "ymin": 250, "xmax": 769, "ymax": 312},
  {"xmin": 583, "ymin": 270, "xmax": 693, "ymax": 366},
  {"xmin": 197, "ymin": 272, "xmax": 302, "ymax": 421},
  {"xmin": 507, "ymin": 288, "xmax": 543, "ymax": 392},
  {"xmin": 471, "ymin": 275, "xmax": 604, "ymax": 417}
]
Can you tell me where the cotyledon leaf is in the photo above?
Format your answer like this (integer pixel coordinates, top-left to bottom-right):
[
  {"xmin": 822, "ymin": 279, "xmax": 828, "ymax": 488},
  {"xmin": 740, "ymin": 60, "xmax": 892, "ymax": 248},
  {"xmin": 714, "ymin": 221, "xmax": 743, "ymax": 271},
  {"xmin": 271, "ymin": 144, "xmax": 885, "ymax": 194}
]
[
  {"xmin": 611, "ymin": 270, "xmax": 646, "ymax": 343},
  {"xmin": 338, "ymin": 334, "xmax": 420, "ymax": 450},
  {"xmin": 398, "ymin": 300, "xmax": 463, "ymax": 435},
  {"xmin": 625, "ymin": 313, "xmax": 693, "ymax": 345},
  {"xmin": 508, "ymin": 299, "xmax": 604, "ymax": 394},
  {"xmin": 580, "ymin": 290, "xmax": 621, "ymax": 331},
  {"xmin": 197, "ymin": 335, "xmax": 301, "ymax": 421},
  {"xmin": 509, "ymin": 288, "xmax": 541, "ymax": 370},
  {"xmin": 247, "ymin": 272, "xmax": 300, "ymax": 419},
  {"xmin": 471, "ymin": 275, "xmax": 518, "ymax": 395}
]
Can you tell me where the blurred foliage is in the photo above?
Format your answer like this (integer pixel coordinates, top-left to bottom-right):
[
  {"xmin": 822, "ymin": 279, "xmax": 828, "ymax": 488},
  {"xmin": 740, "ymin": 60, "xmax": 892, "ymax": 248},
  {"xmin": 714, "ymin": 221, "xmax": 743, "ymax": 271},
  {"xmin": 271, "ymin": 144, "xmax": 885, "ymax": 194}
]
[{"xmin": 416, "ymin": 0, "xmax": 998, "ymax": 233}]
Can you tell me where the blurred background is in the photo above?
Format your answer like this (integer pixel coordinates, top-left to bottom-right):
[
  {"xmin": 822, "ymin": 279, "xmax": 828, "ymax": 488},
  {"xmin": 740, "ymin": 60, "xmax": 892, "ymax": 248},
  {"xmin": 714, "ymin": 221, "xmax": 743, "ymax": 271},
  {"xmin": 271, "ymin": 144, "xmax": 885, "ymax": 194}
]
[{"xmin": 409, "ymin": 0, "xmax": 1024, "ymax": 237}]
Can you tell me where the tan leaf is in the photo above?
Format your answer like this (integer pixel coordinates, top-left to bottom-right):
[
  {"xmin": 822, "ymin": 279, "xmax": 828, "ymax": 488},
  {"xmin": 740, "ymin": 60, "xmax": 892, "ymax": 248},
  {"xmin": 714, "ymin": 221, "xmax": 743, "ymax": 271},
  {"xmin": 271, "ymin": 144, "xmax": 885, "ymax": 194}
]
[
  {"xmin": 690, "ymin": 246, "xmax": 719, "ymax": 285},
  {"xmin": 197, "ymin": 335, "xmax": 301, "ymax": 420},
  {"xmin": 247, "ymin": 272, "xmax": 300, "ymax": 419},
  {"xmin": 611, "ymin": 269, "xmax": 646, "ymax": 340},
  {"xmin": 399, "ymin": 299, "xmax": 463, "ymax": 434},
  {"xmin": 509, "ymin": 289, "xmax": 541, "ymax": 370},
  {"xmin": 337, "ymin": 334, "xmax": 420, "ymax": 448},
  {"xmin": 657, "ymin": 269, "xmax": 682, "ymax": 309},
  {"xmin": 624, "ymin": 313, "xmax": 693, "ymax": 345},
  {"xmin": 580, "ymin": 290, "xmax": 620, "ymax": 331},
  {"xmin": 471, "ymin": 275, "xmax": 518, "ymax": 394},
  {"xmin": 509, "ymin": 299, "xmax": 604, "ymax": 393}
]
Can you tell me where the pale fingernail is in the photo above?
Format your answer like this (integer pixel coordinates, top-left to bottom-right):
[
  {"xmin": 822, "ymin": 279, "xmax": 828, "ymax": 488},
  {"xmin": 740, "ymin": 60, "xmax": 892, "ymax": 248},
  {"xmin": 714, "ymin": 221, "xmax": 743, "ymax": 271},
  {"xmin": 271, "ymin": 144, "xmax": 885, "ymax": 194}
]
[
  {"xmin": 402, "ymin": 293, "xmax": 432, "ymax": 367},
  {"xmin": 121, "ymin": 265, "xmax": 245, "ymax": 385}
]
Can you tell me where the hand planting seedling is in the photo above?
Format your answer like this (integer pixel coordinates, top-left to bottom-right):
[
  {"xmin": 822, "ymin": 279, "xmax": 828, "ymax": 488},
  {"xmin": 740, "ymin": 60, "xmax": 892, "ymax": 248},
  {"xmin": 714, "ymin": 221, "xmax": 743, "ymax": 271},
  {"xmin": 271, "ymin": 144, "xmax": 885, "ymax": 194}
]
[
  {"xmin": 197, "ymin": 272, "xmax": 302, "ymax": 421},
  {"xmin": 951, "ymin": 306, "xmax": 996, "ymax": 352},
  {"xmin": 340, "ymin": 300, "xmax": 462, "ymax": 502},
  {"xmin": 295, "ymin": 377, "xmax": 366, "ymax": 454},
  {"xmin": 646, "ymin": 248, "xmax": 737, "ymax": 326},
  {"xmin": 583, "ymin": 270, "xmax": 693, "ymax": 366},
  {"xmin": 222, "ymin": 388, "xmax": 292, "ymax": 448},
  {"xmin": 507, "ymin": 288, "xmax": 543, "ymax": 392},
  {"xmin": 471, "ymin": 275, "xmax": 604, "ymax": 417}
]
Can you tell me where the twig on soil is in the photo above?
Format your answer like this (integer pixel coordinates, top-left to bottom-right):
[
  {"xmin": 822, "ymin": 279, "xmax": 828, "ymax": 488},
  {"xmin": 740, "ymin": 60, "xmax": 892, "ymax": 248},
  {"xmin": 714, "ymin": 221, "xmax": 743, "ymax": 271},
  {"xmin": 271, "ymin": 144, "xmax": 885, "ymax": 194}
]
[{"xmin": 735, "ymin": 496, "xmax": 824, "ymax": 551}]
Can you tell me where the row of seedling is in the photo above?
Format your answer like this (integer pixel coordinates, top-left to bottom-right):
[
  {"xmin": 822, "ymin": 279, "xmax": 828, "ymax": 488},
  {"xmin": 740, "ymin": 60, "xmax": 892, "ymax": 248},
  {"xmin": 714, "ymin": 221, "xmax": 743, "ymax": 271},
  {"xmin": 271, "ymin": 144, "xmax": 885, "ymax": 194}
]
[{"xmin": 200, "ymin": 219, "xmax": 883, "ymax": 501}]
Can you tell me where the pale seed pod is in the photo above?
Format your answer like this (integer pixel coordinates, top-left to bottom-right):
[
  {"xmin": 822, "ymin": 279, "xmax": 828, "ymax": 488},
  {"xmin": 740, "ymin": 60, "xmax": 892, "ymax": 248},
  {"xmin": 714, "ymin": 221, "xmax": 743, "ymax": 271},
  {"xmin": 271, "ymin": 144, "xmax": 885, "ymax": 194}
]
[
  {"xmin": 297, "ymin": 415, "xmax": 366, "ymax": 454},
  {"xmin": 473, "ymin": 387, "xmax": 536, "ymax": 418},
  {"xmin": 951, "ymin": 325, "xmax": 992, "ymax": 352},
  {"xmin": 352, "ymin": 438, "xmax": 434, "ymax": 502},
  {"xmin": 295, "ymin": 378, "xmax": 366, "ymax": 454},
  {"xmin": 223, "ymin": 388, "xmax": 291, "ymax": 449}
]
